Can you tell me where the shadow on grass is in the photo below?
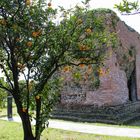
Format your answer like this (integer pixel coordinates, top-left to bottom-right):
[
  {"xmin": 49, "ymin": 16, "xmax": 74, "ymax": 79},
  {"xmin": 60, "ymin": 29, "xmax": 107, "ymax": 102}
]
[
  {"xmin": 127, "ymin": 120, "xmax": 140, "ymax": 127},
  {"xmin": 0, "ymin": 115, "xmax": 7, "ymax": 118}
]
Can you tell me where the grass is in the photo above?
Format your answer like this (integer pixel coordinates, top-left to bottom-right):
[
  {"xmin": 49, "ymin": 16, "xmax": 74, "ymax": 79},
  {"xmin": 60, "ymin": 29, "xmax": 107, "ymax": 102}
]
[
  {"xmin": 0, "ymin": 120, "xmax": 140, "ymax": 140},
  {"xmin": 0, "ymin": 120, "xmax": 23, "ymax": 140},
  {"xmin": 1, "ymin": 106, "xmax": 140, "ymax": 140},
  {"xmin": 0, "ymin": 106, "xmax": 17, "ymax": 118}
]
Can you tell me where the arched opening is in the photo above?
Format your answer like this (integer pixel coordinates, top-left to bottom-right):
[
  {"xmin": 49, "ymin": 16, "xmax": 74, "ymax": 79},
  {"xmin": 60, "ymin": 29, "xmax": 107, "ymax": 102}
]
[{"xmin": 128, "ymin": 66, "xmax": 137, "ymax": 101}]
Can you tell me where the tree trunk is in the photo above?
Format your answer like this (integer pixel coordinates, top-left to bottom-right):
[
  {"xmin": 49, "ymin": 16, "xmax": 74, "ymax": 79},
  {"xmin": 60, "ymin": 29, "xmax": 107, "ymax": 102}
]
[
  {"xmin": 14, "ymin": 97, "xmax": 35, "ymax": 140},
  {"xmin": 35, "ymin": 98, "xmax": 42, "ymax": 140},
  {"xmin": 19, "ymin": 111, "xmax": 35, "ymax": 140}
]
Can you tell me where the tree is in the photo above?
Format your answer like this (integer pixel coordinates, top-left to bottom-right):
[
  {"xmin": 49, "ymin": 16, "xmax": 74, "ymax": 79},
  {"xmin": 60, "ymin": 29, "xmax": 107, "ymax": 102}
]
[
  {"xmin": 115, "ymin": 0, "xmax": 140, "ymax": 15},
  {"xmin": 0, "ymin": 0, "xmax": 116, "ymax": 139},
  {"xmin": 0, "ymin": 77, "xmax": 7, "ymax": 109}
]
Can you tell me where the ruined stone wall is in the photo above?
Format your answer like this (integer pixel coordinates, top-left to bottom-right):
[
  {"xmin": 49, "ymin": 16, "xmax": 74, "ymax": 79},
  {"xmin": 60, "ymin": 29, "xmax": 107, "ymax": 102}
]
[
  {"xmin": 60, "ymin": 47, "xmax": 130, "ymax": 106},
  {"xmin": 116, "ymin": 21, "xmax": 140, "ymax": 100},
  {"xmin": 52, "ymin": 101, "xmax": 140, "ymax": 124},
  {"xmin": 85, "ymin": 50, "xmax": 129, "ymax": 106},
  {"xmin": 60, "ymin": 11, "xmax": 140, "ymax": 107}
]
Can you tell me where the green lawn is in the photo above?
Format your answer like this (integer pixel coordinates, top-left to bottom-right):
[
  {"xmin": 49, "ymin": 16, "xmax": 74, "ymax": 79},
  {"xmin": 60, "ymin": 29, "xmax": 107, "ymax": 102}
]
[
  {"xmin": 1, "ymin": 107, "xmax": 140, "ymax": 140},
  {"xmin": 0, "ymin": 106, "xmax": 17, "ymax": 118},
  {"xmin": 0, "ymin": 120, "xmax": 140, "ymax": 140}
]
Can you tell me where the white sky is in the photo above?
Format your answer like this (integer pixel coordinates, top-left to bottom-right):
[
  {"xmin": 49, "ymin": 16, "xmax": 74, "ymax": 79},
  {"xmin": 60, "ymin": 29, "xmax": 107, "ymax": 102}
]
[{"xmin": 52, "ymin": 0, "xmax": 140, "ymax": 33}]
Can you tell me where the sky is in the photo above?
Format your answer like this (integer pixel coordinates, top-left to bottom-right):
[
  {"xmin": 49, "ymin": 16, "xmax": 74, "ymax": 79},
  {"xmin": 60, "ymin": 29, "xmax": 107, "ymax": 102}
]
[{"xmin": 52, "ymin": 0, "xmax": 140, "ymax": 33}]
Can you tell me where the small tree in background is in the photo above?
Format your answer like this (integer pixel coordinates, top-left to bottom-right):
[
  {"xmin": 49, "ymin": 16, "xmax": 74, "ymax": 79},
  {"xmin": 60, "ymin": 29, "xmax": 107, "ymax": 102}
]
[
  {"xmin": 115, "ymin": 0, "xmax": 140, "ymax": 15},
  {"xmin": 0, "ymin": 77, "xmax": 7, "ymax": 109},
  {"xmin": 0, "ymin": 0, "xmax": 116, "ymax": 139}
]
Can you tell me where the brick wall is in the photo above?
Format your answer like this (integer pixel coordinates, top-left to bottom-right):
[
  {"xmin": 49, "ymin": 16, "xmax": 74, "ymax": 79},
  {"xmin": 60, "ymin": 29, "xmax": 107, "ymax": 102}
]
[
  {"xmin": 116, "ymin": 21, "xmax": 140, "ymax": 100},
  {"xmin": 60, "ymin": 19, "xmax": 140, "ymax": 107}
]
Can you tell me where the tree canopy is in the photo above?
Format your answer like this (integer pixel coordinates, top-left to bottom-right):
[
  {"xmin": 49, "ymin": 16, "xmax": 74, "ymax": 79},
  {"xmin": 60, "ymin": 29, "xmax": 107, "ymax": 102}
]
[{"xmin": 0, "ymin": 0, "xmax": 116, "ymax": 139}]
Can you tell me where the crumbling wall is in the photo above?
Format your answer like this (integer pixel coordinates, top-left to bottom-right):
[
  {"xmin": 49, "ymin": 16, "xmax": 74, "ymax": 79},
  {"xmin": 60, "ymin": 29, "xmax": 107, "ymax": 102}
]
[{"xmin": 60, "ymin": 10, "xmax": 140, "ymax": 107}]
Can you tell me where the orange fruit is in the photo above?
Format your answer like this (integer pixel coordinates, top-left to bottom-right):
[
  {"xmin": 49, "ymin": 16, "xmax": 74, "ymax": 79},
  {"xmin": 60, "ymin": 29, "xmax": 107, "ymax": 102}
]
[
  {"xmin": 79, "ymin": 46, "xmax": 84, "ymax": 51},
  {"xmin": 32, "ymin": 30, "xmax": 42, "ymax": 38},
  {"xmin": 98, "ymin": 68, "xmax": 104, "ymax": 76},
  {"xmin": 32, "ymin": 32, "xmax": 38, "ymax": 37},
  {"xmin": 35, "ymin": 96, "xmax": 40, "ymax": 100},
  {"xmin": 86, "ymin": 28, "xmax": 92, "ymax": 34},
  {"xmin": 26, "ymin": 0, "xmax": 30, "ymax": 5},
  {"xmin": 48, "ymin": 2, "xmax": 51, "ymax": 7},
  {"xmin": 63, "ymin": 67, "xmax": 69, "ymax": 72},
  {"xmin": 27, "ymin": 41, "xmax": 32, "ymax": 47},
  {"xmin": 79, "ymin": 45, "xmax": 89, "ymax": 51},
  {"xmin": 79, "ymin": 64, "xmax": 85, "ymax": 68},
  {"xmin": 22, "ymin": 108, "xmax": 27, "ymax": 113},
  {"xmin": 63, "ymin": 66, "xmax": 71, "ymax": 72}
]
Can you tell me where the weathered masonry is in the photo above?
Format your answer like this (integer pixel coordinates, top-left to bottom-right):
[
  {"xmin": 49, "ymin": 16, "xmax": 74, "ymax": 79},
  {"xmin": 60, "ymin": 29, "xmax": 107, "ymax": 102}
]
[{"xmin": 52, "ymin": 9, "xmax": 140, "ymax": 124}]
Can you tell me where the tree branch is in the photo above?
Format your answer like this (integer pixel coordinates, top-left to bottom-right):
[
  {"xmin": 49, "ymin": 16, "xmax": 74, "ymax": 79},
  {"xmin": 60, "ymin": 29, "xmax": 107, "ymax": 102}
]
[
  {"xmin": 0, "ymin": 64, "xmax": 14, "ymax": 89},
  {"xmin": 122, "ymin": 11, "xmax": 140, "ymax": 15},
  {"xmin": 0, "ymin": 83, "xmax": 12, "ymax": 93}
]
